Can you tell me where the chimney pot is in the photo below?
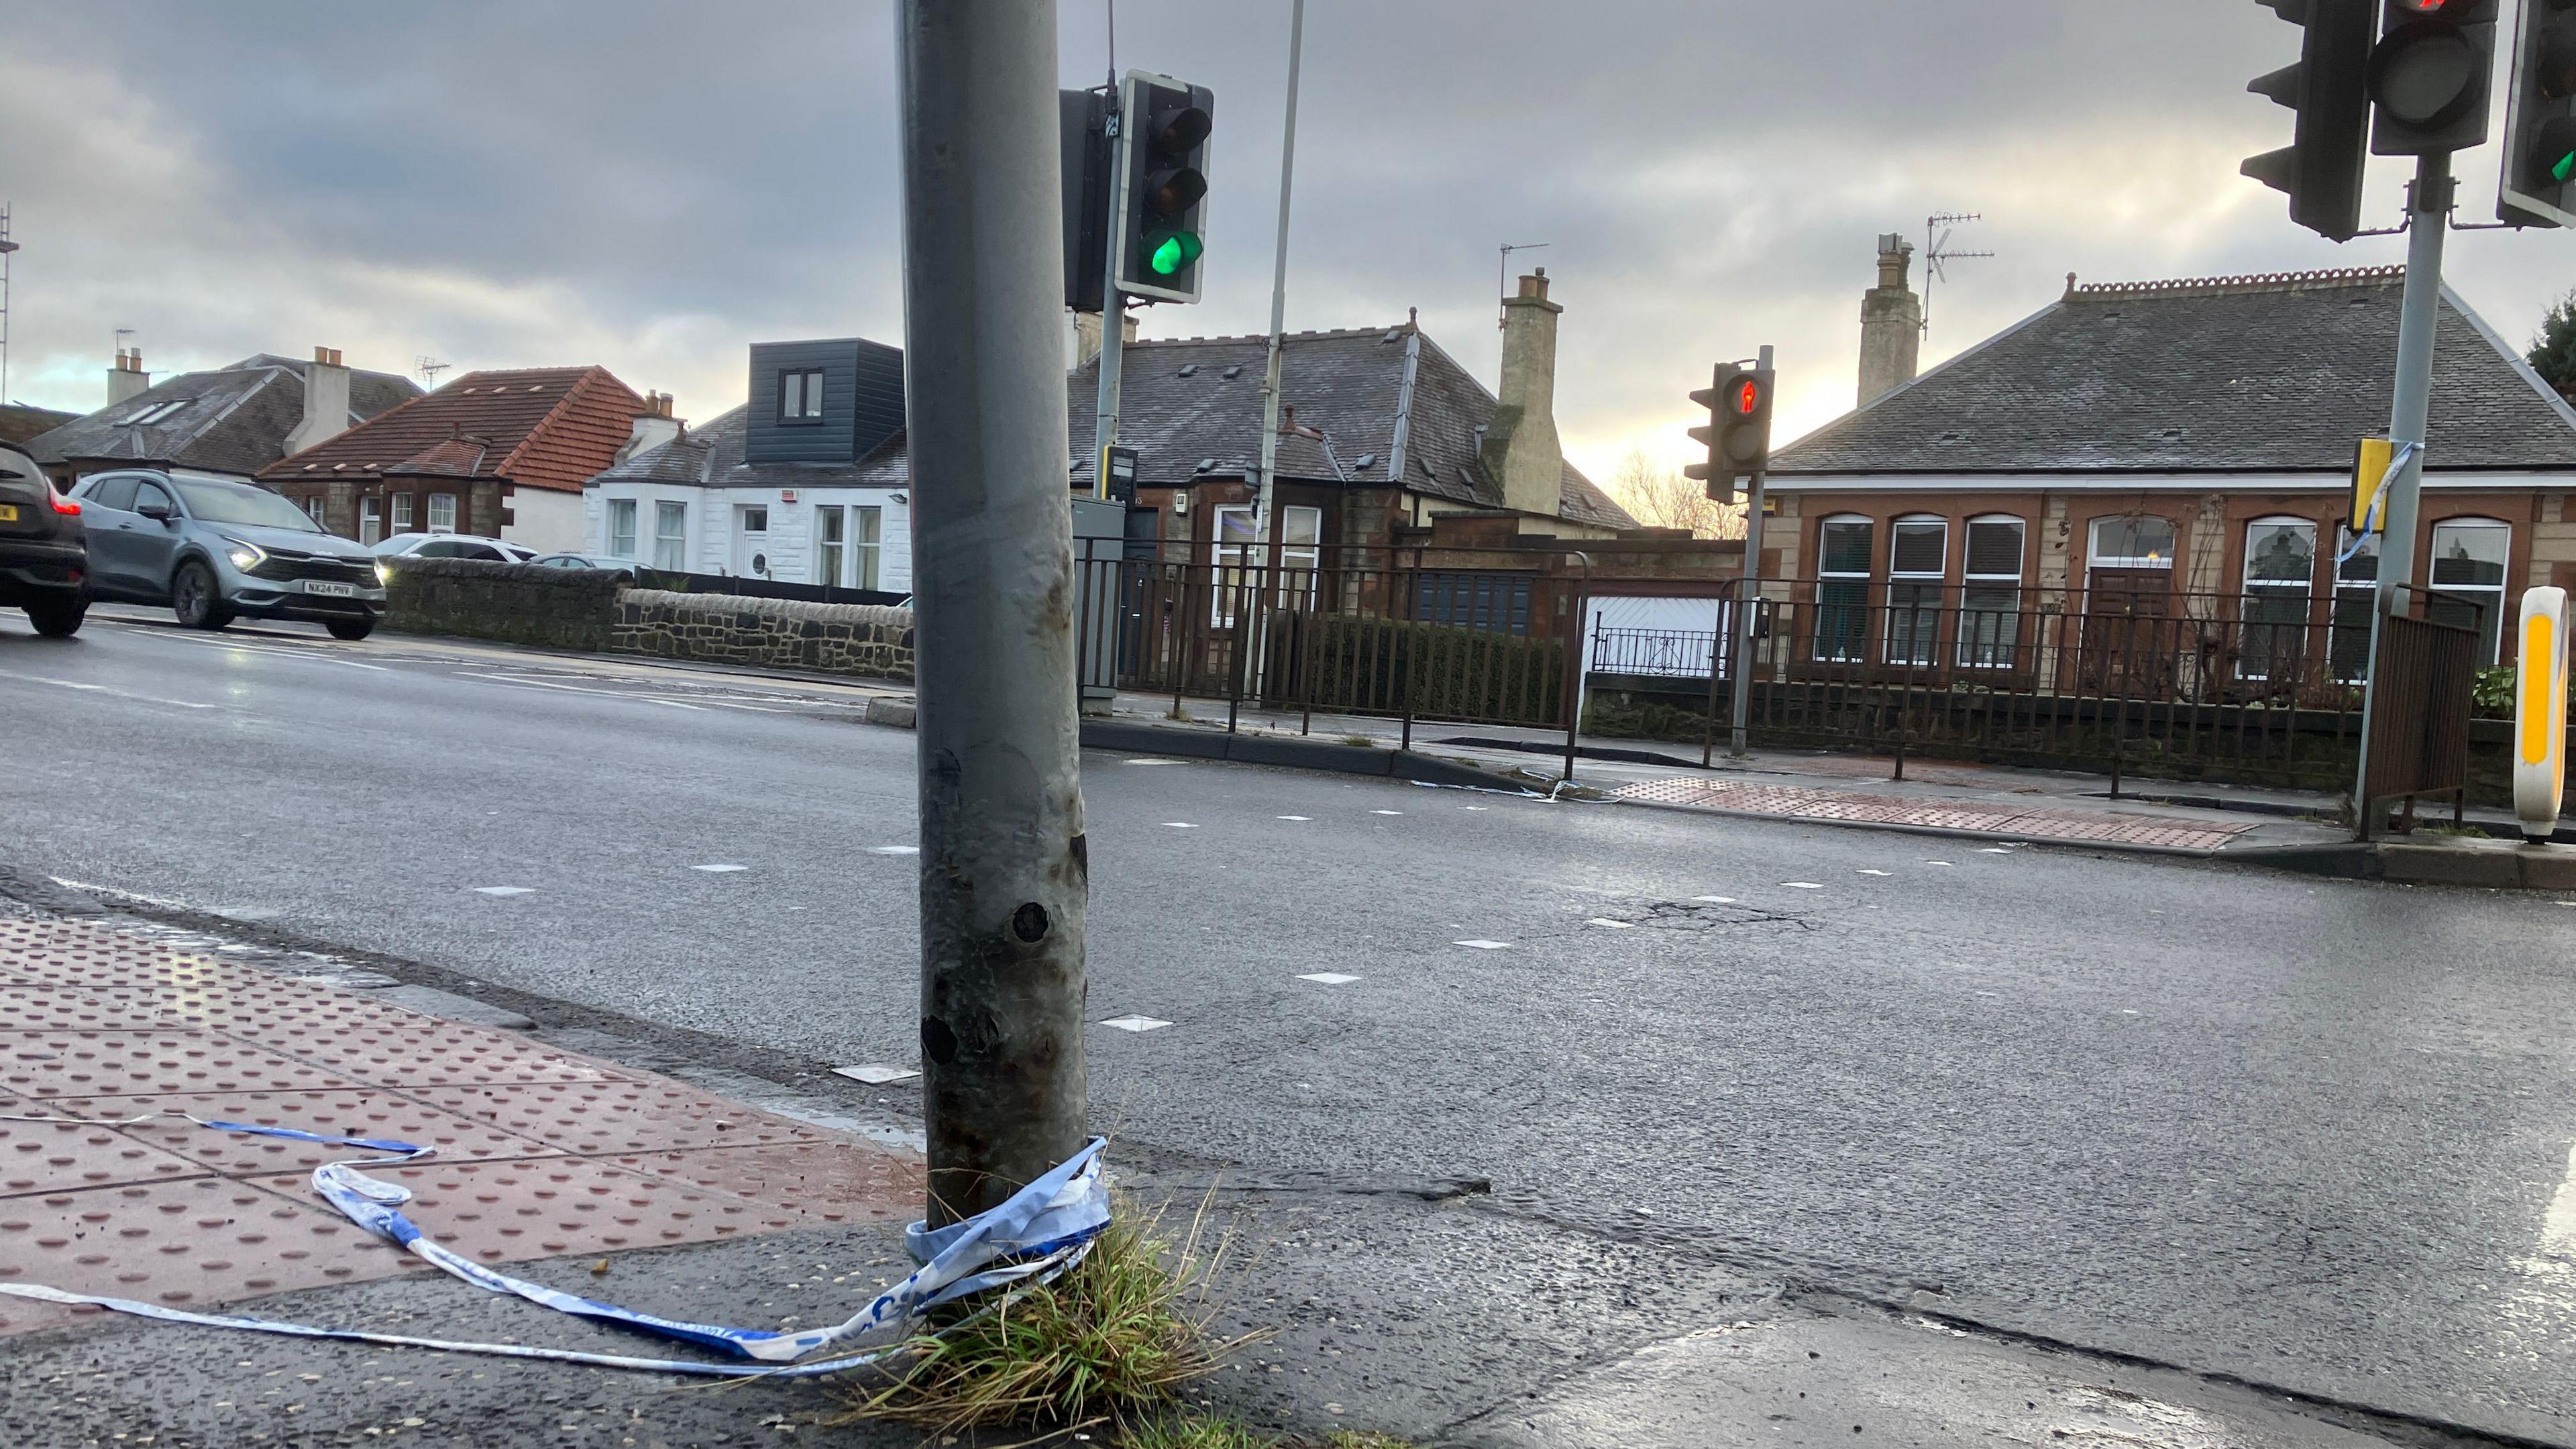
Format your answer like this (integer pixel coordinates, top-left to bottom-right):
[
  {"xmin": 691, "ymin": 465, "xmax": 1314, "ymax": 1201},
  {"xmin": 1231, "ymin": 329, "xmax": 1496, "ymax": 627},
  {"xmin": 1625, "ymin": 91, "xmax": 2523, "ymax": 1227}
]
[{"xmin": 1858, "ymin": 234, "xmax": 1923, "ymax": 407}]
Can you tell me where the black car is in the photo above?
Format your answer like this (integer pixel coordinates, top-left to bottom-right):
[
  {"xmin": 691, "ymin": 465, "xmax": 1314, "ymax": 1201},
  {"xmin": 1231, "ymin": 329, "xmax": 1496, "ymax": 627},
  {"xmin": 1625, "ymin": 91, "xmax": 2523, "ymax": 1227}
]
[
  {"xmin": 0, "ymin": 443, "xmax": 87, "ymax": 637},
  {"xmin": 72, "ymin": 470, "xmax": 386, "ymax": 639}
]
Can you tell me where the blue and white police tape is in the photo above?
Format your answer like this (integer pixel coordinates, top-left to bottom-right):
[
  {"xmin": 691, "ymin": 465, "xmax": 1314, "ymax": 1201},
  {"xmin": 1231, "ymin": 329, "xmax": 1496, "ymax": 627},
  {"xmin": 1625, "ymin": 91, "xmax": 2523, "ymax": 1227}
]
[{"xmin": 0, "ymin": 1110, "xmax": 1110, "ymax": 1377}]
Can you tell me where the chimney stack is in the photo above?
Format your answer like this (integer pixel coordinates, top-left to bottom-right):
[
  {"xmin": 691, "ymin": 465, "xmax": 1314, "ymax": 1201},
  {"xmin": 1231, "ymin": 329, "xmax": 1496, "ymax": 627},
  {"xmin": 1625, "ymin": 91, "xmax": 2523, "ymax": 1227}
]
[
  {"xmin": 107, "ymin": 347, "xmax": 151, "ymax": 407},
  {"xmin": 1858, "ymin": 234, "xmax": 1922, "ymax": 407},
  {"xmin": 619, "ymin": 390, "xmax": 684, "ymax": 462},
  {"xmin": 1486, "ymin": 268, "xmax": 1565, "ymax": 519},
  {"xmin": 282, "ymin": 345, "xmax": 354, "ymax": 457}
]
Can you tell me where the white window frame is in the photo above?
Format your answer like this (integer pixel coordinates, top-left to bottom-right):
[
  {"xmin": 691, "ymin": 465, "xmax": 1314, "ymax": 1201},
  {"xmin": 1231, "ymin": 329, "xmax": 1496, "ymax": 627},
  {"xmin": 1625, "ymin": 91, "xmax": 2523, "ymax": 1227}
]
[
  {"xmin": 606, "ymin": 498, "xmax": 639, "ymax": 559},
  {"xmin": 1212, "ymin": 504, "xmax": 1320, "ymax": 625},
  {"xmin": 653, "ymin": 500, "xmax": 689, "ymax": 572},
  {"xmin": 304, "ymin": 495, "xmax": 327, "ymax": 527},
  {"xmin": 391, "ymin": 492, "xmax": 413, "ymax": 532},
  {"xmin": 427, "ymin": 493, "xmax": 458, "ymax": 534},
  {"xmin": 1884, "ymin": 514, "xmax": 1947, "ymax": 666},
  {"xmin": 359, "ymin": 496, "xmax": 382, "ymax": 546},
  {"xmin": 1813, "ymin": 513, "xmax": 1874, "ymax": 663},
  {"xmin": 814, "ymin": 504, "xmax": 845, "ymax": 586},
  {"xmin": 1958, "ymin": 515, "xmax": 2025, "ymax": 669},
  {"xmin": 853, "ymin": 504, "xmax": 883, "ymax": 591},
  {"xmin": 2330, "ymin": 526, "xmax": 2379, "ymax": 684},
  {"xmin": 2428, "ymin": 517, "xmax": 2511, "ymax": 665},
  {"xmin": 2087, "ymin": 515, "xmax": 2176, "ymax": 571},
  {"xmin": 2239, "ymin": 516, "xmax": 2318, "ymax": 683}
]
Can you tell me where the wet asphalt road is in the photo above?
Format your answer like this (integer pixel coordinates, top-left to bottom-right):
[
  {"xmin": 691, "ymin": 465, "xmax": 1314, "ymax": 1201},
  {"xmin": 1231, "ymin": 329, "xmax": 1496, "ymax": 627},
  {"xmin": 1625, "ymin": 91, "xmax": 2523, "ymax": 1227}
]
[{"xmin": 3, "ymin": 612, "xmax": 2575, "ymax": 1441}]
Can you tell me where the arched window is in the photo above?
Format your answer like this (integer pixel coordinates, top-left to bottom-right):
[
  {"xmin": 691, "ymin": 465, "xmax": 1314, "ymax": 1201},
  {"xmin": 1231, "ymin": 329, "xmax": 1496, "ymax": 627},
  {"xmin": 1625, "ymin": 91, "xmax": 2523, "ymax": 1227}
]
[
  {"xmin": 1959, "ymin": 515, "xmax": 2025, "ymax": 668},
  {"xmin": 2089, "ymin": 515, "xmax": 2176, "ymax": 570},
  {"xmin": 2239, "ymin": 517, "xmax": 2316, "ymax": 682},
  {"xmin": 1886, "ymin": 515, "xmax": 1947, "ymax": 665},
  {"xmin": 2428, "ymin": 517, "xmax": 2511, "ymax": 663},
  {"xmin": 1813, "ymin": 515, "xmax": 1873, "ymax": 662}
]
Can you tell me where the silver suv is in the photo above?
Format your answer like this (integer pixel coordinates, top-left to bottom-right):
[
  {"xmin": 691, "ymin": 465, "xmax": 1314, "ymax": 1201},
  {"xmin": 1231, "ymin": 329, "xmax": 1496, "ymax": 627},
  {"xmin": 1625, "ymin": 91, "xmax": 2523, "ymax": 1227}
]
[{"xmin": 72, "ymin": 470, "xmax": 386, "ymax": 639}]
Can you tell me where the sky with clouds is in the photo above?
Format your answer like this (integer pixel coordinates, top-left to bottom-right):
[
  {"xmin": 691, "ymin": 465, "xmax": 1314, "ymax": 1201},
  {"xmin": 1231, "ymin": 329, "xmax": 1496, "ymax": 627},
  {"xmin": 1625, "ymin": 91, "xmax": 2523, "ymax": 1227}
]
[{"xmin": 5, "ymin": 0, "xmax": 2576, "ymax": 486}]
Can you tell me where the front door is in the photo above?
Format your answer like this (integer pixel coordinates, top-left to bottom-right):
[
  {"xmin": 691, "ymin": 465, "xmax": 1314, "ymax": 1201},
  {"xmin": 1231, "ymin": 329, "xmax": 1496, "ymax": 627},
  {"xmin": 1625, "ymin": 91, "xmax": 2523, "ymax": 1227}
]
[
  {"xmin": 731, "ymin": 505, "xmax": 771, "ymax": 579},
  {"xmin": 2080, "ymin": 568, "xmax": 2173, "ymax": 696}
]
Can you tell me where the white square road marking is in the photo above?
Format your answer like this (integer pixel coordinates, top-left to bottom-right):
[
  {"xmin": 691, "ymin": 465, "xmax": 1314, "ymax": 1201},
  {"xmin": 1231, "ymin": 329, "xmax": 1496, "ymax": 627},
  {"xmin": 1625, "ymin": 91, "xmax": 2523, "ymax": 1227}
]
[
  {"xmin": 1297, "ymin": 973, "xmax": 1362, "ymax": 985},
  {"xmin": 472, "ymin": 886, "xmax": 535, "ymax": 897},
  {"xmin": 1453, "ymin": 939, "xmax": 1511, "ymax": 950},
  {"xmin": 1694, "ymin": 896, "xmax": 1737, "ymax": 904},
  {"xmin": 1858, "ymin": 869, "xmax": 1892, "ymax": 877},
  {"xmin": 1978, "ymin": 847, "xmax": 2013, "ymax": 855},
  {"xmin": 1586, "ymin": 918, "xmax": 1633, "ymax": 928},
  {"xmin": 1099, "ymin": 1015, "xmax": 1174, "ymax": 1032},
  {"xmin": 1464, "ymin": 806, "xmax": 1490, "ymax": 810},
  {"xmin": 833, "ymin": 1064, "xmax": 920, "ymax": 1085},
  {"xmin": 867, "ymin": 845, "xmax": 920, "ymax": 855},
  {"xmin": 693, "ymin": 863, "xmax": 749, "ymax": 873},
  {"xmin": 1783, "ymin": 882, "xmax": 1825, "ymax": 890},
  {"xmin": 1163, "ymin": 822, "xmax": 1199, "ymax": 828},
  {"xmin": 1277, "ymin": 815, "xmax": 1313, "ymax": 821},
  {"xmin": 1925, "ymin": 861, "xmax": 1955, "ymax": 867},
  {"xmin": 1371, "ymin": 810, "xmax": 1404, "ymax": 816}
]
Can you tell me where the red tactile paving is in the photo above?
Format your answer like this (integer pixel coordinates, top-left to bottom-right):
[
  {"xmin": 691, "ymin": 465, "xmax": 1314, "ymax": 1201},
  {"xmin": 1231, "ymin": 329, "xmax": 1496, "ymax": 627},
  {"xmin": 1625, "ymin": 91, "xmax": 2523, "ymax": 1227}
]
[
  {"xmin": 0, "ymin": 1106, "xmax": 213, "ymax": 1197},
  {"xmin": 0, "ymin": 1175, "xmax": 419, "ymax": 1336},
  {"xmin": 244, "ymin": 1158, "xmax": 804, "ymax": 1260},
  {"xmin": 416, "ymin": 1079, "xmax": 828, "ymax": 1155},
  {"xmin": 230, "ymin": 1018, "xmax": 625, "ymax": 1087},
  {"xmin": 1615, "ymin": 776, "xmax": 2257, "ymax": 853},
  {"xmin": 1, "ymin": 1032, "xmax": 364, "ymax": 1099},
  {"xmin": 39, "ymin": 1091, "xmax": 564, "ymax": 1175},
  {"xmin": 609, "ymin": 1143, "xmax": 915, "ymax": 1226},
  {"xmin": 0, "ymin": 916, "xmax": 924, "ymax": 1338}
]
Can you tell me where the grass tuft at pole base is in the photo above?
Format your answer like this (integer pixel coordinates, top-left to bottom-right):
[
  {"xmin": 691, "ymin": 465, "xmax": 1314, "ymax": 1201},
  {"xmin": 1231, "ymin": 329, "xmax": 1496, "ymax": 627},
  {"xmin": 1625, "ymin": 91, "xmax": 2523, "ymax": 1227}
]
[{"xmin": 827, "ymin": 1195, "xmax": 1263, "ymax": 1439}]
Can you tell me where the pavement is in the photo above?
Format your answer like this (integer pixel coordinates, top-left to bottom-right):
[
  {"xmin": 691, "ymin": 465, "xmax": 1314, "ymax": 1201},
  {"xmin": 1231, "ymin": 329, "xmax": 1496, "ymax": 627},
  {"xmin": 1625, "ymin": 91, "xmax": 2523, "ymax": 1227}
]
[{"xmin": 7, "ymin": 607, "xmax": 2576, "ymax": 1447}]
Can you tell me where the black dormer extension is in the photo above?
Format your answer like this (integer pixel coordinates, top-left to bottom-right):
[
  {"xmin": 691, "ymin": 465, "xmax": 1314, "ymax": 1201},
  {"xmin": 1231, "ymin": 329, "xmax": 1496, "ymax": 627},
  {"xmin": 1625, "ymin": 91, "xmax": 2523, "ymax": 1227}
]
[{"xmin": 743, "ymin": 337, "xmax": 905, "ymax": 466}]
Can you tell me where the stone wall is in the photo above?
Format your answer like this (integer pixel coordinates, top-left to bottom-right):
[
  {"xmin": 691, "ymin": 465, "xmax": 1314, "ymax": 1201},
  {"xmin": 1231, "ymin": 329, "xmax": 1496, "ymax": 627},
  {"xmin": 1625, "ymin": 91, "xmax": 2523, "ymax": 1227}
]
[
  {"xmin": 381, "ymin": 556, "xmax": 623, "ymax": 651},
  {"xmin": 610, "ymin": 590, "xmax": 914, "ymax": 682}
]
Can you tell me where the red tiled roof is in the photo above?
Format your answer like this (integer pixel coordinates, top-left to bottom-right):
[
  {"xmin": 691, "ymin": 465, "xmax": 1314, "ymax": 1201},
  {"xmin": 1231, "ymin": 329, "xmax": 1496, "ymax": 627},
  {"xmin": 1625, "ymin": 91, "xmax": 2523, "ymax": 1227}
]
[{"xmin": 259, "ymin": 366, "xmax": 645, "ymax": 494}]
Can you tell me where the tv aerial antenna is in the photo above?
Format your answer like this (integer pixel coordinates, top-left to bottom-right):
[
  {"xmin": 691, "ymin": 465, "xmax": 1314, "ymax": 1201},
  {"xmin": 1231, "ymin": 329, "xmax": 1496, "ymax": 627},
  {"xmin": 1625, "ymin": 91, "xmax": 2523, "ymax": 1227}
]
[
  {"xmin": 416, "ymin": 355, "xmax": 451, "ymax": 388},
  {"xmin": 1922, "ymin": 212, "xmax": 1994, "ymax": 340},
  {"xmin": 1497, "ymin": 241, "xmax": 1549, "ymax": 328}
]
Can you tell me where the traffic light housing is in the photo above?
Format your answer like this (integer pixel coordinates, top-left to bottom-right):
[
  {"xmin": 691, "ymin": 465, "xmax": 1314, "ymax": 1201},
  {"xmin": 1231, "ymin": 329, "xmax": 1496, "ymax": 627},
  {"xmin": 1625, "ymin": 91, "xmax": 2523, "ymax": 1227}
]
[
  {"xmin": 2370, "ymin": 0, "xmax": 2498, "ymax": 155},
  {"xmin": 1060, "ymin": 89, "xmax": 1113, "ymax": 313},
  {"xmin": 1112, "ymin": 71, "xmax": 1215, "ymax": 305},
  {"xmin": 1683, "ymin": 362, "xmax": 1776, "ymax": 507},
  {"xmin": 2499, "ymin": 0, "xmax": 2576, "ymax": 225},
  {"xmin": 2243, "ymin": 0, "xmax": 2375, "ymax": 241}
]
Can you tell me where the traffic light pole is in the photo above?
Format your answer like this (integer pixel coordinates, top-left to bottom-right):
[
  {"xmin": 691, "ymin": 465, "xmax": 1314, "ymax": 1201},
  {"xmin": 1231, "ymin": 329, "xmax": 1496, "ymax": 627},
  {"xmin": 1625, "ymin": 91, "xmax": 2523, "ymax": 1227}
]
[
  {"xmin": 1729, "ymin": 344, "xmax": 1773, "ymax": 757},
  {"xmin": 896, "ymin": 0, "xmax": 1090, "ymax": 1224},
  {"xmin": 2352, "ymin": 149, "xmax": 2452, "ymax": 839}
]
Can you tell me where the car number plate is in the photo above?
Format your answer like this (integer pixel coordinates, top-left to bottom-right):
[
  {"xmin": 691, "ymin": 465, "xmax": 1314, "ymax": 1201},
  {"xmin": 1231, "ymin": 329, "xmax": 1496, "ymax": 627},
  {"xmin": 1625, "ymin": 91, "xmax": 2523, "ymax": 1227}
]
[
  {"xmin": 304, "ymin": 580, "xmax": 357, "ymax": 597},
  {"xmin": 0, "ymin": 504, "xmax": 17, "ymax": 523}
]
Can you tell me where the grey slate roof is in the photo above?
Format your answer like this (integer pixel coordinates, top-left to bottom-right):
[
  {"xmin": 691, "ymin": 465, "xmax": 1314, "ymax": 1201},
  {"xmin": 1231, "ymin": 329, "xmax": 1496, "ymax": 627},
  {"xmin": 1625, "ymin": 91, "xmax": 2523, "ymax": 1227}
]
[
  {"xmin": 1066, "ymin": 326, "xmax": 1634, "ymax": 529},
  {"xmin": 26, "ymin": 356, "xmax": 421, "ymax": 477},
  {"xmin": 1769, "ymin": 267, "xmax": 2576, "ymax": 477},
  {"xmin": 594, "ymin": 405, "xmax": 910, "ymax": 491}
]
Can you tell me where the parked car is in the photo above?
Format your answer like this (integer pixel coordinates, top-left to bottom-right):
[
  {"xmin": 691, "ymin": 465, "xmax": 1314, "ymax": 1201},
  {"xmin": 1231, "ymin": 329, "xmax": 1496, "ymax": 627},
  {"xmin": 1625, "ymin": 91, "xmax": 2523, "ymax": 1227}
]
[
  {"xmin": 0, "ymin": 443, "xmax": 87, "ymax": 637},
  {"xmin": 528, "ymin": 551, "xmax": 638, "ymax": 580},
  {"xmin": 71, "ymin": 470, "xmax": 384, "ymax": 639},
  {"xmin": 371, "ymin": 533, "xmax": 539, "ymax": 564}
]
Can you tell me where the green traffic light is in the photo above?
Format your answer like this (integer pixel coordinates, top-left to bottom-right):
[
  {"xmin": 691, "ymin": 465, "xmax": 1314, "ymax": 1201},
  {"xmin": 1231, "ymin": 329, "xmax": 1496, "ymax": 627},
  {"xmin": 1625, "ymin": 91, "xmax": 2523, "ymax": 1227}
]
[
  {"xmin": 2555, "ymin": 149, "xmax": 2576, "ymax": 184},
  {"xmin": 1148, "ymin": 231, "xmax": 1203, "ymax": 276}
]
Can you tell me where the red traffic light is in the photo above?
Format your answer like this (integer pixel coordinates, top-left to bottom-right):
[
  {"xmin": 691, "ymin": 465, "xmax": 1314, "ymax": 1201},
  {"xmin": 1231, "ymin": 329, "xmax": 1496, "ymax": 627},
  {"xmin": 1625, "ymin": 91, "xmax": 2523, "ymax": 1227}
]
[{"xmin": 1726, "ymin": 378, "xmax": 1765, "ymax": 417}]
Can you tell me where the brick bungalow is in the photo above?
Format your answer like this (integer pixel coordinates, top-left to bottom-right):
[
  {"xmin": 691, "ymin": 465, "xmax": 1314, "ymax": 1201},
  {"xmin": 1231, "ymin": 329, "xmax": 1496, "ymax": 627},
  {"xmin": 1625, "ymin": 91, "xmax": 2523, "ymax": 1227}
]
[{"xmin": 262, "ymin": 366, "xmax": 665, "ymax": 553}]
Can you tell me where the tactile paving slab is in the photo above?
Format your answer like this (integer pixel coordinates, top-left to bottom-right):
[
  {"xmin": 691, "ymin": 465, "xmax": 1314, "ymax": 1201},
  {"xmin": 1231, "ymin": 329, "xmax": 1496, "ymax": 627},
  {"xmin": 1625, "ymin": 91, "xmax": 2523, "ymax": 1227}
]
[
  {"xmin": 0, "ymin": 1175, "xmax": 421, "ymax": 1335},
  {"xmin": 415, "ymin": 1079, "xmax": 828, "ymax": 1155},
  {"xmin": 246, "ymin": 1157, "xmax": 804, "ymax": 1260},
  {"xmin": 1614, "ymin": 777, "xmax": 2256, "ymax": 852},
  {"xmin": 0, "ymin": 915, "xmax": 922, "ymax": 1338},
  {"xmin": 608, "ymin": 1142, "xmax": 916, "ymax": 1226},
  {"xmin": 0, "ymin": 1032, "xmax": 362, "ymax": 1099},
  {"xmin": 35, "ymin": 1091, "xmax": 564, "ymax": 1175},
  {"xmin": 0, "ymin": 1106, "xmax": 213, "ymax": 1198},
  {"xmin": 226, "ymin": 1018, "xmax": 627, "ymax": 1087}
]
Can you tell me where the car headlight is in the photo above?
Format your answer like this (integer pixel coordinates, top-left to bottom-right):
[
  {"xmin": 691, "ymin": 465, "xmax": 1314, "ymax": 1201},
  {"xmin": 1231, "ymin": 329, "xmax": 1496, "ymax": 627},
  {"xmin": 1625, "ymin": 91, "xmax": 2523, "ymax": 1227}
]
[
  {"xmin": 222, "ymin": 538, "xmax": 266, "ymax": 571},
  {"xmin": 375, "ymin": 562, "xmax": 392, "ymax": 585}
]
